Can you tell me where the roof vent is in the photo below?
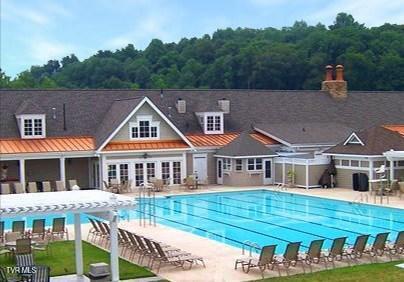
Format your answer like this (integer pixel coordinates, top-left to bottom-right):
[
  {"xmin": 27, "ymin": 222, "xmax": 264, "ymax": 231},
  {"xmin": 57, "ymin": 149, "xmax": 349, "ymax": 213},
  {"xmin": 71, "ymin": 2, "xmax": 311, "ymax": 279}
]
[
  {"xmin": 218, "ymin": 98, "xmax": 230, "ymax": 113},
  {"xmin": 176, "ymin": 98, "xmax": 186, "ymax": 114}
]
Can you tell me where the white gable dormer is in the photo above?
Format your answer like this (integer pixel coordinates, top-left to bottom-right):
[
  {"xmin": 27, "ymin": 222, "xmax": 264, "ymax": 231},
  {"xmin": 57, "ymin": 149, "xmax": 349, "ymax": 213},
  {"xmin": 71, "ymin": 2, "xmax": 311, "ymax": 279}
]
[
  {"xmin": 129, "ymin": 115, "xmax": 160, "ymax": 140},
  {"xmin": 343, "ymin": 132, "xmax": 364, "ymax": 146},
  {"xmin": 196, "ymin": 112, "xmax": 224, "ymax": 134},
  {"xmin": 16, "ymin": 114, "xmax": 46, "ymax": 139}
]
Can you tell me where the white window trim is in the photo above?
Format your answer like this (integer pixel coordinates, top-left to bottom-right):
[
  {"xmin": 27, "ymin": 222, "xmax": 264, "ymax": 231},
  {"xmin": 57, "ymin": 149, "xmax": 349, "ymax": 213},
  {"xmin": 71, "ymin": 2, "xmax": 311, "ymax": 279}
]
[
  {"xmin": 247, "ymin": 158, "xmax": 263, "ymax": 171},
  {"xmin": 203, "ymin": 112, "xmax": 224, "ymax": 134},
  {"xmin": 223, "ymin": 158, "xmax": 232, "ymax": 171},
  {"xmin": 17, "ymin": 114, "xmax": 46, "ymax": 139},
  {"xmin": 129, "ymin": 115, "xmax": 160, "ymax": 140}
]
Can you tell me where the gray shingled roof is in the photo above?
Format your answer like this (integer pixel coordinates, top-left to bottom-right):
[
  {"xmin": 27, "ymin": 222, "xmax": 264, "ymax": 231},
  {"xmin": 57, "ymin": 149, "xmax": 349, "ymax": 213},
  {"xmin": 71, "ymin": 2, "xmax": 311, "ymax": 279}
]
[
  {"xmin": 1, "ymin": 89, "xmax": 403, "ymax": 146},
  {"xmin": 95, "ymin": 97, "xmax": 144, "ymax": 148},
  {"xmin": 254, "ymin": 122, "xmax": 354, "ymax": 145},
  {"xmin": 15, "ymin": 99, "xmax": 44, "ymax": 115},
  {"xmin": 215, "ymin": 132, "xmax": 277, "ymax": 157},
  {"xmin": 324, "ymin": 126, "xmax": 404, "ymax": 155}
]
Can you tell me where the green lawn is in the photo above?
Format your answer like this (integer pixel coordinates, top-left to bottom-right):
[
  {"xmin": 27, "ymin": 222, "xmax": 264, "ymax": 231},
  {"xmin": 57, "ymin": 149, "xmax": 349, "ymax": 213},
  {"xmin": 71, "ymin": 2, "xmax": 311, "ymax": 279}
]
[
  {"xmin": 0, "ymin": 241, "xmax": 155, "ymax": 280},
  {"xmin": 254, "ymin": 260, "xmax": 404, "ymax": 282}
]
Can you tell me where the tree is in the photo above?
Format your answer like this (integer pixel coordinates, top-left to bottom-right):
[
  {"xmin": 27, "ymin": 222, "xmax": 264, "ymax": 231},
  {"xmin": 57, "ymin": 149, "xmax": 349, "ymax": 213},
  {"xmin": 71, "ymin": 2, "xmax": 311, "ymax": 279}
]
[
  {"xmin": 61, "ymin": 54, "xmax": 79, "ymax": 67},
  {"xmin": 329, "ymin": 13, "xmax": 364, "ymax": 30},
  {"xmin": 0, "ymin": 69, "xmax": 11, "ymax": 88}
]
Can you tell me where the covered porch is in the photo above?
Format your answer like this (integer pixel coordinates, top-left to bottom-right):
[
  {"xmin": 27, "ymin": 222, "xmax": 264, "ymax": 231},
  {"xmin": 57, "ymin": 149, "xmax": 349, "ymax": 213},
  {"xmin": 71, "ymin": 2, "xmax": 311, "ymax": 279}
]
[
  {"xmin": 384, "ymin": 150, "xmax": 404, "ymax": 182},
  {"xmin": 0, "ymin": 190, "xmax": 135, "ymax": 281}
]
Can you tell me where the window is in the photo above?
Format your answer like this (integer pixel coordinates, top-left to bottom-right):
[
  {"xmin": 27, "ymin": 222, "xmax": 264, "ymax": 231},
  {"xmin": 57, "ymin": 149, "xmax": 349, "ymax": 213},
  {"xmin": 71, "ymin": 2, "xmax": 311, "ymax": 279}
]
[
  {"xmin": 350, "ymin": 160, "xmax": 359, "ymax": 167},
  {"xmin": 204, "ymin": 113, "xmax": 223, "ymax": 134},
  {"xmin": 135, "ymin": 163, "xmax": 144, "ymax": 186},
  {"xmin": 146, "ymin": 163, "xmax": 155, "ymax": 181},
  {"xmin": 341, "ymin": 160, "xmax": 350, "ymax": 166},
  {"xmin": 223, "ymin": 158, "xmax": 232, "ymax": 171},
  {"xmin": 173, "ymin": 162, "xmax": 181, "ymax": 184},
  {"xmin": 235, "ymin": 159, "xmax": 243, "ymax": 171},
  {"xmin": 19, "ymin": 115, "xmax": 46, "ymax": 138},
  {"xmin": 247, "ymin": 158, "xmax": 263, "ymax": 171},
  {"xmin": 119, "ymin": 164, "xmax": 129, "ymax": 182},
  {"xmin": 162, "ymin": 162, "xmax": 170, "ymax": 184},
  {"xmin": 130, "ymin": 116, "xmax": 159, "ymax": 140},
  {"xmin": 108, "ymin": 164, "xmax": 117, "ymax": 183}
]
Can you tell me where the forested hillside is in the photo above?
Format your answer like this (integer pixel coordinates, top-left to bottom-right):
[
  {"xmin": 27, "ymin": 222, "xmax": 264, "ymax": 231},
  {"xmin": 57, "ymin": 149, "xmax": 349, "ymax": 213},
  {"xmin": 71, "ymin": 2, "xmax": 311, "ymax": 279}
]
[{"xmin": 1, "ymin": 13, "xmax": 404, "ymax": 91}]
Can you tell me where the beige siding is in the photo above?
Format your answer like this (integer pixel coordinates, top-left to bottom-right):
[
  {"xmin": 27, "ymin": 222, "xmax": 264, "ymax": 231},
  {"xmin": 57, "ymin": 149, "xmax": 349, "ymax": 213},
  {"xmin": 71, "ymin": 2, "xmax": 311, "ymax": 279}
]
[
  {"xmin": 308, "ymin": 165, "xmax": 328, "ymax": 186},
  {"xmin": 395, "ymin": 168, "xmax": 404, "ymax": 180},
  {"xmin": 275, "ymin": 163, "xmax": 283, "ymax": 183},
  {"xmin": 294, "ymin": 165, "xmax": 306, "ymax": 187},
  {"xmin": 336, "ymin": 168, "xmax": 368, "ymax": 189},
  {"xmin": 1, "ymin": 160, "xmax": 19, "ymax": 179},
  {"xmin": 223, "ymin": 171, "xmax": 263, "ymax": 186},
  {"xmin": 65, "ymin": 158, "xmax": 90, "ymax": 188},
  {"xmin": 26, "ymin": 159, "xmax": 60, "ymax": 188},
  {"xmin": 206, "ymin": 152, "xmax": 216, "ymax": 184},
  {"xmin": 113, "ymin": 103, "xmax": 180, "ymax": 141},
  {"xmin": 186, "ymin": 152, "xmax": 193, "ymax": 176}
]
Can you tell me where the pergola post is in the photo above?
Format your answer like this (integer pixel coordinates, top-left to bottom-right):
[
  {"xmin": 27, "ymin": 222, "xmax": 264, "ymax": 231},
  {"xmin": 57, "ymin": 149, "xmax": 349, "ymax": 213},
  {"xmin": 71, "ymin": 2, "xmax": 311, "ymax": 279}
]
[
  {"xmin": 110, "ymin": 211, "xmax": 119, "ymax": 282},
  {"xmin": 19, "ymin": 159, "xmax": 25, "ymax": 188},
  {"xmin": 389, "ymin": 158, "xmax": 395, "ymax": 181},
  {"xmin": 60, "ymin": 157, "xmax": 66, "ymax": 185},
  {"xmin": 74, "ymin": 213, "xmax": 84, "ymax": 276}
]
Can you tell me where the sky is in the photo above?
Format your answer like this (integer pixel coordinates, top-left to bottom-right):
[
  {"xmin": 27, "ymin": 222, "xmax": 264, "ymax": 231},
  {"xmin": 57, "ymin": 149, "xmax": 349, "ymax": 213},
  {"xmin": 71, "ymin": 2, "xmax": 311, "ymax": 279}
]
[{"xmin": 1, "ymin": 0, "xmax": 404, "ymax": 77}]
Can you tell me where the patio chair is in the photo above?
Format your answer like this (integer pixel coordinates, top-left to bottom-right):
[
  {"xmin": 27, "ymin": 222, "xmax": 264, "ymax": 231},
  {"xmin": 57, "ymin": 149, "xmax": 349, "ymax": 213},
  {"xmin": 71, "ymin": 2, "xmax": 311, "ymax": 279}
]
[
  {"xmin": 364, "ymin": 232, "xmax": 390, "ymax": 261},
  {"xmin": 33, "ymin": 237, "xmax": 51, "ymax": 256},
  {"xmin": 32, "ymin": 265, "xmax": 50, "ymax": 282},
  {"xmin": 15, "ymin": 238, "xmax": 32, "ymax": 255},
  {"xmin": 152, "ymin": 179, "xmax": 165, "ymax": 192},
  {"xmin": 274, "ymin": 242, "xmax": 305, "ymax": 276},
  {"xmin": 27, "ymin": 182, "xmax": 38, "ymax": 193},
  {"xmin": 344, "ymin": 234, "xmax": 370, "ymax": 261},
  {"xmin": 235, "ymin": 245, "xmax": 279, "ymax": 278},
  {"xmin": 5, "ymin": 232, "xmax": 22, "ymax": 243},
  {"xmin": 68, "ymin": 179, "xmax": 78, "ymax": 190},
  {"xmin": 50, "ymin": 218, "xmax": 68, "ymax": 241},
  {"xmin": 55, "ymin": 180, "xmax": 66, "ymax": 192},
  {"xmin": 387, "ymin": 231, "xmax": 404, "ymax": 256},
  {"xmin": 14, "ymin": 182, "xmax": 25, "ymax": 194},
  {"xmin": 298, "ymin": 239, "xmax": 326, "ymax": 271},
  {"xmin": 29, "ymin": 219, "xmax": 46, "ymax": 239},
  {"xmin": 16, "ymin": 253, "xmax": 34, "ymax": 267},
  {"xmin": 12, "ymin": 221, "xmax": 25, "ymax": 235},
  {"xmin": 399, "ymin": 182, "xmax": 404, "ymax": 199},
  {"xmin": 87, "ymin": 218, "xmax": 103, "ymax": 243},
  {"xmin": 321, "ymin": 237, "xmax": 348, "ymax": 268},
  {"xmin": 185, "ymin": 176, "xmax": 197, "ymax": 190},
  {"xmin": 152, "ymin": 241, "xmax": 205, "ymax": 272},
  {"xmin": 1, "ymin": 183, "xmax": 11, "ymax": 194},
  {"xmin": 42, "ymin": 181, "xmax": 52, "ymax": 192}
]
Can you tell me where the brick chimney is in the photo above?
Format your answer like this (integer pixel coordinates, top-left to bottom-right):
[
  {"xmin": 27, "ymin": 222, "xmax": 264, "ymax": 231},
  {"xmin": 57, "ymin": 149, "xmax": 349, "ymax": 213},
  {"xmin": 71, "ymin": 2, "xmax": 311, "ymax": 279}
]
[{"xmin": 321, "ymin": 65, "xmax": 347, "ymax": 100}]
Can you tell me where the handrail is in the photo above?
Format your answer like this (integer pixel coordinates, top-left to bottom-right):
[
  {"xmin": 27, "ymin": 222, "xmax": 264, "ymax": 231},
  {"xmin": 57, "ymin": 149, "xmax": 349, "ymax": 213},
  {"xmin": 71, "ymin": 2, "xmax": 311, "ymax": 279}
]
[{"xmin": 241, "ymin": 240, "xmax": 261, "ymax": 256}]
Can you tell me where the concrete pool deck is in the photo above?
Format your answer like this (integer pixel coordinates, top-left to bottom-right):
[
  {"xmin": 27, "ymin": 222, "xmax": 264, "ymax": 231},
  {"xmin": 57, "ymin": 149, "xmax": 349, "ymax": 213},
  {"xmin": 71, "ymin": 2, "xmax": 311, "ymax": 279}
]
[{"xmin": 64, "ymin": 186, "xmax": 403, "ymax": 282}]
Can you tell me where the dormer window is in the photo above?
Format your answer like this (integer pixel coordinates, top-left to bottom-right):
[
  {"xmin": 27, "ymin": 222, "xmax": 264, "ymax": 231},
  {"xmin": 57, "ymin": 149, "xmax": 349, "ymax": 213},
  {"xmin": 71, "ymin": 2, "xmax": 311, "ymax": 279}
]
[
  {"xmin": 196, "ymin": 112, "xmax": 224, "ymax": 134},
  {"xmin": 130, "ymin": 115, "xmax": 160, "ymax": 140},
  {"xmin": 17, "ymin": 114, "xmax": 46, "ymax": 139}
]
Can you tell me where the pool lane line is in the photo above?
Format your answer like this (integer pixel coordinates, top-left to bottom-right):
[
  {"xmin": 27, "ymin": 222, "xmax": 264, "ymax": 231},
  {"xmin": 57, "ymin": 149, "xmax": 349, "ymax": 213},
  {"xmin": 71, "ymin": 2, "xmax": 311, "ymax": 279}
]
[
  {"xmin": 236, "ymin": 193, "xmax": 404, "ymax": 225},
  {"xmin": 189, "ymin": 197, "xmax": 392, "ymax": 236},
  {"xmin": 170, "ymin": 199, "xmax": 361, "ymax": 240},
  {"xmin": 219, "ymin": 196, "xmax": 401, "ymax": 234},
  {"xmin": 145, "ymin": 201, "xmax": 311, "ymax": 249}
]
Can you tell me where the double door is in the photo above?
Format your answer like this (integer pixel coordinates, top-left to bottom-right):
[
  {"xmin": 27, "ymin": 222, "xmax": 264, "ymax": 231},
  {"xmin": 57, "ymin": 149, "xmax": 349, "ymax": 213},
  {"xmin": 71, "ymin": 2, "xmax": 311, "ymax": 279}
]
[{"xmin": 134, "ymin": 162, "xmax": 156, "ymax": 186}]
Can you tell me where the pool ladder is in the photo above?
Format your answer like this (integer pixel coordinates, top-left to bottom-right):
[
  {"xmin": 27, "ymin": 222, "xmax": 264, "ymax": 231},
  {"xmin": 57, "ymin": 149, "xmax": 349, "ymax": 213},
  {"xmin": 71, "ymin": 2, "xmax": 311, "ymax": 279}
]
[{"xmin": 242, "ymin": 240, "xmax": 261, "ymax": 257}]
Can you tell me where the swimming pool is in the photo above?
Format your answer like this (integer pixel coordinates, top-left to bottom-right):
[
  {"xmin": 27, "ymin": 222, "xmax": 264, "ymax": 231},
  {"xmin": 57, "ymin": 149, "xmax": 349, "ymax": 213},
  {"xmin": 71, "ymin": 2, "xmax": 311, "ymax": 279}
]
[{"xmin": 135, "ymin": 189, "xmax": 404, "ymax": 252}]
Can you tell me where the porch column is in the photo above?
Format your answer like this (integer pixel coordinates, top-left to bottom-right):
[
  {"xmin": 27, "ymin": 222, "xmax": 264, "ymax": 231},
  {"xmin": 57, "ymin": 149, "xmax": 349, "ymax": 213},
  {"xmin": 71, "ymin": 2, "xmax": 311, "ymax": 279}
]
[
  {"xmin": 74, "ymin": 213, "xmax": 84, "ymax": 276},
  {"xmin": 389, "ymin": 158, "xmax": 395, "ymax": 181},
  {"xmin": 101, "ymin": 155, "xmax": 108, "ymax": 188},
  {"xmin": 305, "ymin": 160, "xmax": 309, "ymax": 189},
  {"xmin": 282, "ymin": 160, "xmax": 286, "ymax": 184},
  {"xmin": 110, "ymin": 211, "xmax": 119, "ymax": 282},
  {"xmin": 19, "ymin": 159, "xmax": 25, "ymax": 188},
  {"xmin": 60, "ymin": 157, "xmax": 66, "ymax": 184},
  {"xmin": 368, "ymin": 160, "xmax": 374, "ymax": 180}
]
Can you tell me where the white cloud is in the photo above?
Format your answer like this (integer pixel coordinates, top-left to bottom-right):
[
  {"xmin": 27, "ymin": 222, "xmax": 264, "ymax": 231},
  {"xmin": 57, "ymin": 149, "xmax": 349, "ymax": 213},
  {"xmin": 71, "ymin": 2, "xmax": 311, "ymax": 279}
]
[
  {"xmin": 1, "ymin": 0, "xmax": 50, "ymax": 25},
  {"xmin": 248, "ymin": 0, "xmax": 287, "ymax": 6},
  {"xmin": 310, "ymin": 0, "xmax": 404, "ymax": 26},
  {"xmin": 29, "ymin": 39, "xmax": 75, "ymax": 62}
]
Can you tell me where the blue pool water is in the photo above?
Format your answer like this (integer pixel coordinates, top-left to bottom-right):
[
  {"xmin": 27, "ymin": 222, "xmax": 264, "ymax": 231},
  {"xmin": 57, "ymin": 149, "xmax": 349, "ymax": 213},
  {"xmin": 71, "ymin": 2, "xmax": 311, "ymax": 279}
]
[
  {"xmin": 134, "ymin": 189, "xmax": 404, "ymax": 252},
  {"xmin": 3, "ymin": 190, "xmax": 404, "ymax": 253}
]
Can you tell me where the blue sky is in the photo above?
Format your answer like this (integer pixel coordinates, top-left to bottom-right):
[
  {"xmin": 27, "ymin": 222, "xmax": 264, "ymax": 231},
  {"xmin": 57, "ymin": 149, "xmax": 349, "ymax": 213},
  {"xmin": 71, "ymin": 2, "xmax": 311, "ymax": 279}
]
[{"xmin": 1, "ymin": 0, "xmax": 403, "ymax": 77}]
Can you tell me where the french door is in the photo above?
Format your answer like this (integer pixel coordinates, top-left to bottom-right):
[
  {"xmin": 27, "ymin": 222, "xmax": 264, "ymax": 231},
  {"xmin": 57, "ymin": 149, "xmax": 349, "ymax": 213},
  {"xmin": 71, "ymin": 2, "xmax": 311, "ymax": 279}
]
[
  {"xmin": 134, "ymin": 162, "xmax": 156, "ymax": 186},
  {"xmin": 263, "ymin": 159, "xmax": 273, "ymax": 185}
]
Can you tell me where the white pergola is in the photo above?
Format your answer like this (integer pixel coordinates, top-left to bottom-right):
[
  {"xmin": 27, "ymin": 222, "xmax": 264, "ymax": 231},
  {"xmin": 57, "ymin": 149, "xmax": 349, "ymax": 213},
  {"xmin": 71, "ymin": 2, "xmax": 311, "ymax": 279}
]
[
  {"xmin": 384, "ymin": 150, "xmax": 404, "ymax": 181},
  {"xmin": 0, "ymin": 190, "xmax": 135, "ymax": 282}
]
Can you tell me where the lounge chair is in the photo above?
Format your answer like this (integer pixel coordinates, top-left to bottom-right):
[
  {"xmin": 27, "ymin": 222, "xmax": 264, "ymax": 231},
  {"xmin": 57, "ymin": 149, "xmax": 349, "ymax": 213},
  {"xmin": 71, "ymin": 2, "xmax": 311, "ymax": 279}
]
[
  {"xmin": 126, "ymin": 232, "xmax": 143, "ymax": 261},
  {"xmin": 16, "ymin": 253, "xmax": 34, "ymax": 267},
  {"xmin": 132, "ymin": 234, "xmax": 155, "ymax": 265},
  {"xmin": 1, "ymin": 183, "xmax": 11, "ymax": 194},
  {"xmin": 235, "ymin": 245, "xmax": 279, "ymax": 278},
  {"xmin": 96, "ymin": 221, "xmax": 110, "ymax": 247},
  {"xmin": 152, "ymin": 241, "xmax": 205, "ymax": 272},
  {"xmin": 16, "ymin": 238, "xmax": 32, "ymax": 255},
  {"xmin": 322, "ymin": 237, "xmax": 348, "ymax": 268},
  {"xmin": 32, "ymin": 265, "xmax": 50, "ymax": 282},
  {"xmin": 387, "ymin": 231, "xmax": 404, "ymax": 256},
  {"xmin": 14, "ymin": 182, "xmax": 25, "ymax": 194},
  {"xmin": 12, "ymin": 221, "xmax": 25, "ymax": 235},
  {"xmin": 42, "ymin": 181, "xmax": 52, "ymax": 192},
  {"xmin": 298, "ymin": 239, "xmax": 326, "ymax": 271},
  {"xmin": 118, "ymin": 228, "xmax": 132, "ymax": 256},
  {"xmin": 364, "ymin": 232, "xmax": 389, "ymax": 261},
  {"xmin": 87, "ymin": 218, "xmax": 102, "ymax": 243},
  {"xmin": 50, "ymin": 218, "xmax": 68, "ymax": 240},
  {"xmin": 27, "ymin": 182, "xmax": 38, "ymax": 193},
  {"xmin": 344, "ymin": 234, "xmax": 370, "ymax": 261},
  {"xmin": 29, "ymin": 219, "xmax": 46, "ymax": 240},
  {"xmin": 68, "ymin": 179, "xmax": 78, "ymax": 190},
  {"xmin": 274, "ymin": 242, "xmax": 305, "ymax": 275},
  {"xmin": 55, "ymin": 180, "xmax": 66, "ymax": 191}
]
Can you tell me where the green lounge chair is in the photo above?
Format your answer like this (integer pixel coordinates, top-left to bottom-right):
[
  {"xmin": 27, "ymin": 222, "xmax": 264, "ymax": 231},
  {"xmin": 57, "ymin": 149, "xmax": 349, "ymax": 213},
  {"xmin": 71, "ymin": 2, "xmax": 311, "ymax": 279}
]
[
  {"xmin": 298, "ymin": 239, "xmax": 326, "ymax": 271},
  {"xmin": 344, "ymin": 234, "xmax": 370, "ymax": 261},
  {"xmin": 12, "ymin": 221, "xmax": 25, "ymax": 235},
  {"xmin": 275, "ymin": 242, "xmax": 305, "ymax": 276},
  {"xmin": 235, "ymin": 245, "xmax": 279, "ymax": 278},
  {"xmin": 321, "ymin": 237, "xmax": 347, "ymax": 268},
  {"xmin": 388, "ymin": 231, "xmax": 404, "ymax": 256},
  {"xmin": 50, "ymin": 218, "xmax": 68, "ymax": 240},
  {"xmin": 31, "ymin": 219, "xmax": 46, "ymax": 239},
  {"xmin": 364, "ymin": 232, "xmax": 389, "ymax": 261}
]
